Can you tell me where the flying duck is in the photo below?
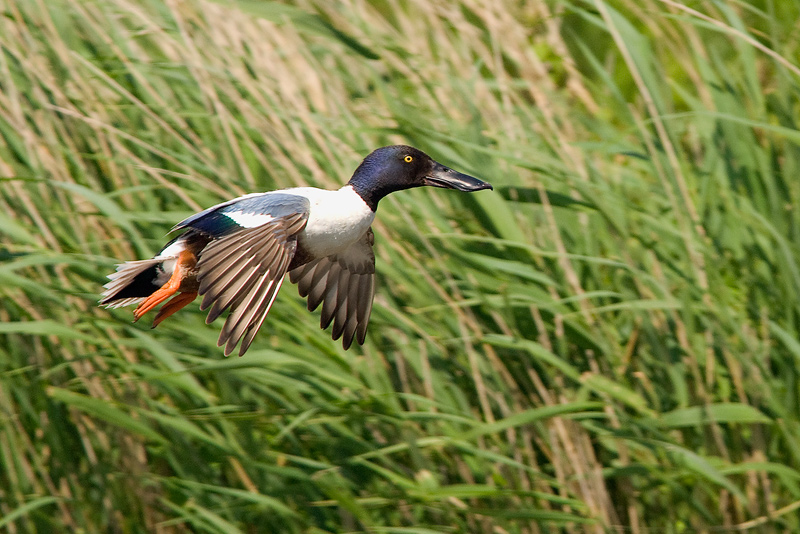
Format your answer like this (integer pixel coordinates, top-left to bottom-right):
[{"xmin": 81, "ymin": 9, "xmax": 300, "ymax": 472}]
[{"xmin": 100, "ymin": 145, "xmax": 492, "ymax": 356}]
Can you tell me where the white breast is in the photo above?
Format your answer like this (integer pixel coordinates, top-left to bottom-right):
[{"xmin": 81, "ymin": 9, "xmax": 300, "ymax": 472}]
[{"xmin": 288, "ymin": 185, "xmax": 375, "ymax": 257}]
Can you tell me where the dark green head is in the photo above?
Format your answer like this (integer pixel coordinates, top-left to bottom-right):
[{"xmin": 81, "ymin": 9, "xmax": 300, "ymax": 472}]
[{"xmin": 348, "ymin": 145, "xmax": 492, "ymax": 210}]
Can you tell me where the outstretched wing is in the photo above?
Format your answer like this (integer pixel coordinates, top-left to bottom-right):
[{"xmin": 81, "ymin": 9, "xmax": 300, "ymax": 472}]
[
  {"xmin": 289, "ymin": 228, "xmax": 375, "ymax": 349},
  {"xmin": 178, "ymin": 193, "xmax": 311, "ymax": 356}
]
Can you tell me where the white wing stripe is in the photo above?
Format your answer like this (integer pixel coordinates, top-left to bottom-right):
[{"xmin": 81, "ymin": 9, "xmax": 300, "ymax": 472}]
[{"xmin": 223, "ymin": 210, "xmax": 274, "ymax": 228}]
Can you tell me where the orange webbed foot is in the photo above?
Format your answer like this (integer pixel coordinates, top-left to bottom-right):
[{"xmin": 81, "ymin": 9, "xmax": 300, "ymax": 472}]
[
  {"xmin": 151, "ymin": 291, "xmax": 198, "ymax": 328},
  {"xmin": 133, "ymin": 249, "xmax": 197, "ymax": 322}
]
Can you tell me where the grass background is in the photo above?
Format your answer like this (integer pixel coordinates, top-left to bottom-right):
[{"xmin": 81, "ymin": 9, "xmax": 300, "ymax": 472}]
[{"xmin": 1, "ymin": 0, "xmax": 799, "ymax": 532}]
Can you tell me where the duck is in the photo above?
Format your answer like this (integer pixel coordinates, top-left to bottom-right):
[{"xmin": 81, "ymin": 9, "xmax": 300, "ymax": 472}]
[{"xmin": 100, "ymin": 145, "xmax": 492, "ymax": 356}]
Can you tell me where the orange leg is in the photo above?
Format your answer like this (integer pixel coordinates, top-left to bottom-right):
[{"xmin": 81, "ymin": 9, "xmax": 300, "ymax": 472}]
[
  {"xmin": 133, "ymin": 250, "xmax": 196, "ymax": 322},
  {"xmin": 151, "ymin": 291, "xmax": 198, "ymax": 328}
]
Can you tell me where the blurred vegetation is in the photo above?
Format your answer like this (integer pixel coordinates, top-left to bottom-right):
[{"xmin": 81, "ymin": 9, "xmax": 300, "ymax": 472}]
[{"xmin": 1, "ymin": 0, "xmax": 800, "ymax": 532}]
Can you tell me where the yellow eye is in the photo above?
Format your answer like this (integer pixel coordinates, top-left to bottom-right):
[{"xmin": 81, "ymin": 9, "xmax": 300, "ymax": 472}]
[{"xmin": 404, "ymin": 155, "xmax": 413, "ymax": 163}]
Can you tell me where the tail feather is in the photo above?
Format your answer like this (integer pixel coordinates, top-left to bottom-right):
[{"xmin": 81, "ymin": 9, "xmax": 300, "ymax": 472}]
[{"xmin": 100, "ymin": 259, "xmax": 165, "ymax": 307}]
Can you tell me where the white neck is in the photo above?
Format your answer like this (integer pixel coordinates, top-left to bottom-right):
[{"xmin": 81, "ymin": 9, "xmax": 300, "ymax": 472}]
[{"xmin": 290, "ymin": 185, "xmax": 375, "ymax": 256}]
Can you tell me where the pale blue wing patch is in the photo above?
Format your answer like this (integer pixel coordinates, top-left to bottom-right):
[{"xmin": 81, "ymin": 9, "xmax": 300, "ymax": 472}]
[{"xmin": 172, "ymin": 193, "xmax": 310, "ymax": 238}]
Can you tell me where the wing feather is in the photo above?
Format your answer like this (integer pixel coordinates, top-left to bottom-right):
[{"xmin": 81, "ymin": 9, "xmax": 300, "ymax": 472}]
[
  {"xmin": 239, "ymin": 273, "xmax": 286, "ymax": 355},
  {"xmin": 319, "ymin": 263, "xmax": 342, "ymax": 330},
  {"xmin": 220, "ymin": 246, "xmax": 293, "ymax": 356},
  {"xmin": 340, "ymin": 274, "xmax": 361, "ymax": 349},
  {"xmin": 201, "ymin": 240, "xmax": 274, "ymax": 322},
  {"xmin": 289, "ymin": 262, "xmax": 314, "ymax": 293},
  {"xmin": 289, "ymin": 228, "xmax": 376, "ymax": 349},
  {"xmin": 331, "ymin": 268, "xmax": 351, "ymax": 340},
  {"xmin": 355, "ymin": 274, "xmax": 375, "ymax": 345},
  {"xmin": 306, "ymin": 260, "xmax": 332, "ymax": 311},
  {"xmin": 196, "ymin": 211, "xmax": 307, "ymax": 355}
]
